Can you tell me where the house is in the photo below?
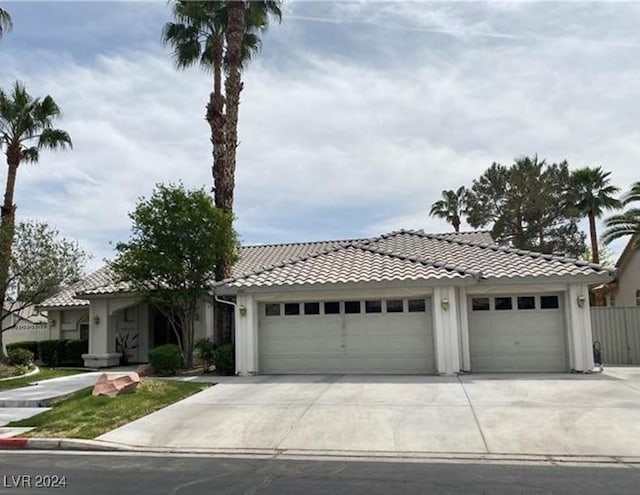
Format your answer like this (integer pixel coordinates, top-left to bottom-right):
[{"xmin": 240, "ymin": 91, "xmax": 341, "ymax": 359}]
[
  {"xmin": 2, "ymin": 303, "xmax": 50, "ymax": 353},
  {"xmin": 592, "ymin": 235, "xmax": 640, "ymax": 307},
  {"xmin": 38, "ymin": 229, "xmax": 613, "ymax": 374}
]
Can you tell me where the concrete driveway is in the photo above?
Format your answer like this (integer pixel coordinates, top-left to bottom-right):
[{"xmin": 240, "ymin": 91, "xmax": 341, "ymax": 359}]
[{"xmin": 98, "ymin": 368, "xmax": 640, "ymax": 457}]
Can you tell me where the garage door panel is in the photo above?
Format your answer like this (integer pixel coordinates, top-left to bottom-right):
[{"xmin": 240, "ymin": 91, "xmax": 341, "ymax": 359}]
[
  {"xmin": 469, "ymin": 294, "xmax": 567, "ymax": 372},
  {"xmin": 259, "ymin": 298, "xmax": 434, "ymax": 374}
]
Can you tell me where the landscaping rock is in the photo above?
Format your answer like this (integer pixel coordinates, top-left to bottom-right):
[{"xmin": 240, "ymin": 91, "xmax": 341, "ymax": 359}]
[
  {"xmin": 135, "ymin": 364, "xmax": 153, "ymax": 377},
  {"xmin": 92, "ymin": 372, "xmax": 140, "ymax": 398}
]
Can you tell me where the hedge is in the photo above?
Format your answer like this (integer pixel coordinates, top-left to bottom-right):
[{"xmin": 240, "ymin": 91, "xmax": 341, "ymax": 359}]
[{"xmin": 6, "ymin": 339, "xmax": 88, "ymax": 367}]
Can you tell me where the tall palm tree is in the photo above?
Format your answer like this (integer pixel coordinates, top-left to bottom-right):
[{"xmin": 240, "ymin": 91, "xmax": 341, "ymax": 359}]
[
  {"xmin": 0, "ymin": 82, "xmax": 71, "ymax": 357},
  {"xmin": 429, "ymin": 186, "xmax": 468, "ymax": 232},
  {"xmin": 602, "ymin": 181, "xmax": 640, "ymax": 250},
  {"xmin": 0, "ymin": 6, "xmax": 12, "ymax": 39},
  {"xmin": 571, "ymin": 167, "xmax": 621, "ymax": 264},
  {"xmin": 162, "ymin": 0, "xmax": 281, "ymax": 216}
]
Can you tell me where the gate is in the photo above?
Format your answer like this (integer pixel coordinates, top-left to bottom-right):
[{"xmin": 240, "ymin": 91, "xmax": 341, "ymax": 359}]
[{"xmin": 590, "ymin": 307, "xmax": 640, "ymax": 364}]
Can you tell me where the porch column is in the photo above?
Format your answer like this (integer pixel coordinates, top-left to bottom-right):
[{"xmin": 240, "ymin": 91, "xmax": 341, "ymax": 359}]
[
  {"xmin": 433, "ymin": 286, "xmax": 462, "ymax": 375},
  {"xmin": 457, "ymin": 287, "xmax": 471, "ymax": 372},
  {"xmin": 82, "ymin": 299, "xmax": 120, "ymax": 368},
  {"xmin": 234, "ymin": 293, "xmax": 258, "ymax": 376},
  {"xmin": 567, "ymin": 283, "xmax": 595, "ymax": 372}
]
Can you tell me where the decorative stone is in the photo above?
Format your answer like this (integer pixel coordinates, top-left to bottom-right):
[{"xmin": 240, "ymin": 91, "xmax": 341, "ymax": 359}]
[
  {"xmin": 135, "ymin": 364, "xmax": 153, "ymax": 377},
  {"xmin": 92, "ymin": 372, "xmax": 140, "ymax": 398}
]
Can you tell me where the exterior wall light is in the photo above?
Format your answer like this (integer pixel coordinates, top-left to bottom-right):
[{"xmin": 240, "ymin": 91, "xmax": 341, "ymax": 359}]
[
  {"xmin": 441, "ymin": 298, "xmax": 450, "ymax": 311},
  {"xmin": 93, "ymin": 315, "xmax": 101, "ymax": 326},
  {"xmin": 577, "ymin": 295, "xmax": 586, "ymax": 308},
  {"xmin": 239, "ymin": 305, "xmax": 247, "ymax": 317}
]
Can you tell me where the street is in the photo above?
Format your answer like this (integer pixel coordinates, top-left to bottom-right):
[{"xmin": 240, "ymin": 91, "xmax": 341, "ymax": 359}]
[{"xmin": 0, "ymin": 452, "xmax": 638, "ymax": 494}]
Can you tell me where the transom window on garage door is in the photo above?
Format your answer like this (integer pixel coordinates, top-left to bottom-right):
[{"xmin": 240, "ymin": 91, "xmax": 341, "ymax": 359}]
[
  {"xmin": 471, "ymin": 295, "xmax": 560, "ymax": 311},
  {"xmin": 264, "ymin": 298, "xmax": 429, "ymax": 316}
]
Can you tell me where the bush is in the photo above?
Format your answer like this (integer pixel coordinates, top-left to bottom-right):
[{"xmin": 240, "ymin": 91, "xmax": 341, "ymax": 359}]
[
  {"xmin": 214, "ymin": 344, "xmax": 235, "ymax": 376},
  {"xmin": 6, "ymin": 341, "xmax": 39, "ymax": 359},
  {"xmin": 194, "ymin": 338, "xmax": 217, "ymax": 372},
  {"xmin": 38, "ymin": 340, "xmax": 63, "ymax": 367},
  {"xmin": 64, "ymin": 340, "xmax": 88, "ymax": 367},
  {"xmin": 7, "ymin": 347, "xmax": 34, "ymax": 367},
  {"xmin": 149, "ymin": 344, "xmax": 183, "ymax": 376}
]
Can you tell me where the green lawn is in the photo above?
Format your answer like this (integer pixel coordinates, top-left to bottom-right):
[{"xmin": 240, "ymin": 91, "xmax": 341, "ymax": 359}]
[
  {"xmin": 0, "ymin": 368, "xmax": 84, "ymax": 391},
  {"xmin": 9, "ymin": 379, "xmax": 209, "ymax": 439}
]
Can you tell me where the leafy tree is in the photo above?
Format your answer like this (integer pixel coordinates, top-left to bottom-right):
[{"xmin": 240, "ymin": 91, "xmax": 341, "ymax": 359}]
[
  {"xmin": 429, "ymin": 186, "xmax": 467, "ymax": 232},
  {"xmin": 0, "ymin": 6, "xmax": 11, "ymax": 39},
  {"xmin": 0, "ymin": 221, "xmax": 88, "ymax": 357},
  {"xmin": 602, "ymin": 181, "xmax": 640, "ymax": 249},
  {"xmin": 111, "ymin": 183, "xmax": 238, "ymax": 368},
  {"xmin": 466, "ymin": 156, "xmax": 586, "ymax": 257},
  {"xmin": 571, "ymin": 167, "xmax": 621, "ymax": 264},
  {"xmin": 0, "ymin": 82, "xmax": 72, "ymax": 360}
]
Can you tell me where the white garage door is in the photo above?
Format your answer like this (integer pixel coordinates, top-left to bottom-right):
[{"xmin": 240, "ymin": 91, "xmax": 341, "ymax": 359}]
[
  {"xmin": 259, "ymin": 298, "xmax": 434, "ymax": 374},
  {"xmin": 468, "ymin": 294, "xmax": 567, "ymax": 372}
]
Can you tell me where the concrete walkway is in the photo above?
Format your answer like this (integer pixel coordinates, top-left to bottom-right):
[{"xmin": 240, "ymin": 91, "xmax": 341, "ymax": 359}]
[
  {"xmin": 0, "ymin": 372, "xmax": 104, "ymax": 408},
  {"xmin": 98, "ymin": 368, "xmax": 640, "ymax": 457}
]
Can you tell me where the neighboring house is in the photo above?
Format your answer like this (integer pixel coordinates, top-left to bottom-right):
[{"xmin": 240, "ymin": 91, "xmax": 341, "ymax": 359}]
[
  {"xmin": 2, "ymin": 303, "xmax": 50, "ymax": 353},
  {"xmin": 593, "ymin": 235, "xmax": 640, "ymax": 307},
  {"xmin": 39, "ymin": 230, "xmax": 613, "ymax": 374}
]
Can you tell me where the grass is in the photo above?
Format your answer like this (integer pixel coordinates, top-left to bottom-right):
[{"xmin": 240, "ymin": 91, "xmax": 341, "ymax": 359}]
[
  {"xmin": 8, "ymin": 378, "xmax": 209, "ymax": 439},
  {"xmin": 0, "ymin": 367, "xmax": 84, "ymax": 391}
]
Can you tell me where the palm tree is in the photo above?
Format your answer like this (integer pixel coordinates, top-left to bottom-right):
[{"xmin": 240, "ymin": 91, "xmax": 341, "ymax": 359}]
[
  {"xmin": 571, "ymin": 167, "xmax": 621, "ymax": 264},
  {"xmin": 602, "ymin": 181, "xmax": 640, "ymax": 250},
  {"xmin": 429, "ymin": 186, "xmax": 468, "ymax": 232},
  {"xmin": 0, "ymin": 6, "xmax": 12, "ymax": 39},
  {"xmin": 162, "ymin": 0, "xmax": 281, "ymax": 216},
  {"xmin": 0, "ymin": 82, "xmax": 71, "ymax": 357}
]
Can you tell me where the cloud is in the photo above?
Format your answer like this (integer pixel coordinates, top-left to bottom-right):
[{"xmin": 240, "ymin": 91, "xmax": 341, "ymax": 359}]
[{"xmin": 1, "ymin": 1, "xmax": 639, "ymax": 271}]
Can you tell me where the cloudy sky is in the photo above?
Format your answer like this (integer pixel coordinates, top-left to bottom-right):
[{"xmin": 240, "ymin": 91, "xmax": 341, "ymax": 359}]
[{"xmin": 1, "ymin": 1, "xmax": 639, "ymax": 271}]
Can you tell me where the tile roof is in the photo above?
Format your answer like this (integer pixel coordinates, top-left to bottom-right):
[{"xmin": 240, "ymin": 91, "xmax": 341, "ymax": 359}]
[{"xmin": 38, "ymin": 229, "xmax": 614, "ymax": 305}]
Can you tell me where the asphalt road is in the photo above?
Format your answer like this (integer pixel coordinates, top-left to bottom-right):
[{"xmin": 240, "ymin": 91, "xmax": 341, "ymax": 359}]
[{"xmin": 0, "ymin": 452, "xmax": 639, "ymax": 495}]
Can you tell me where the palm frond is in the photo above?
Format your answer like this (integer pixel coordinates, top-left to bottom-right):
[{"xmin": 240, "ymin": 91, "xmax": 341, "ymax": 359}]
[
  {"xmin": 21, "ymin": 146, "xmax": 39, "ymax": 163},
  {"xmin": 38, "ymin": 128, "xmax": 72, "ymax": 150},
  {"xmin": 0, "ymin": 7, "xmax": 12, "ymax": 37}
]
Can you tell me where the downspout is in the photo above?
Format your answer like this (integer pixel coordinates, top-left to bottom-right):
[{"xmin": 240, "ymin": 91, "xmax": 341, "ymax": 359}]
[{"xmin": 212, "ymin": 290, "xmax": 238, "ymax": 344}]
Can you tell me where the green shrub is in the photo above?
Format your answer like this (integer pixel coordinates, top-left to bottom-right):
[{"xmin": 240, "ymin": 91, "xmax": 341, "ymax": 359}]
[
  {"xmin": 7, "ymin": 341, "xmax": 39, "ymax": 360},
  {"xmin": 214, "ymin": 344, "xmax": 235, "ymax": 376},
  {"xmin": 194, "ymin": 338, "xmax": 217, "ymax": 372},
  {"xmin": 38, "ymin": 340, "xmax": 64, "ymax": 367},
  {"xmin": 7, "ymin": 347, "xmax": 34, "ymax": 367},
  {"xmin": 63, "ymin": 340, "xmax": 88, "ymax": 367},
  {"xmin": 149, "ymin": 344, "xmax": 183, "ymax": 376}
]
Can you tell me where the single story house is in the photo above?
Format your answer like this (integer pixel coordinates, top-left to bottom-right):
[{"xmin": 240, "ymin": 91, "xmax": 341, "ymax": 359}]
[
  {"xmin": 39, "ymin": 229, "xmax": 614, "ymax": 375},
  {"xmin": 592, "ymin": 235, "xmax": 640, "ymax": 307}
]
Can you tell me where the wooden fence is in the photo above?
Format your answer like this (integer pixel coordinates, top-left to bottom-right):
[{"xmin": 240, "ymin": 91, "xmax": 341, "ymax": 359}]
[{"xmin": 590, "ymin": 307, "xmax": 640, "ymax": 364}]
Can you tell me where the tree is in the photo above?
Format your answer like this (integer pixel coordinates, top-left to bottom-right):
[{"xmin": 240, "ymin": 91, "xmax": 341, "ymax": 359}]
[
  {"xmin": 429, "ymin": 186, "xmax": 467, "ymax": 232},
  {"xmin": 163, "ymin": 1, "xmax": 280, "ymax": 267},
  {"xmin": 602, "ymin": 181, "xmax": 640, "ymax": 250},
  {"xmin": 571, "ymin": 167, "xmax": 621, "ymax": 264},
  {"xmin": 0, "ymin": 82, "xmax": 72, "ymax": 359},
  {"xmin": 465, "ymin": 156, "xmax": 586, "ymax": 257},
  {"xmin": 0, "ymin": 221, "xmax": 88, "ymax": 357},
  {"xmin": 0, "ymin": 6, "xmax": 11, "ymax": 39},
  {"xmin": 111, "ymin": 183, "xmax": 238, "ymax": 368}
]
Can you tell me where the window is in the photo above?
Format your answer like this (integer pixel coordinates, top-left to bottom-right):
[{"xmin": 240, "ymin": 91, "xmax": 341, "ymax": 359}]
[
  {"xmin": 495, "ymin": 297, "xmax": 513, "ymax": 310},
  {"xmin": 284, "ymin": 303, "xmax": 300, "ymax": 315},
  {"xmin": 386, "ymin": 300, "xmax": 404, "ymax": 313},
  {"xmin": 79, "ymin": 323, "xmax": 89, "ymax": 341},
  {"xmin": 324, "ymin": 301, "xmax": 340, "ymax": 314},
  {"xmin": 636, "ymin": 290, "xmax": 640, "ymax": 307},
  {"xmin": 124, "ymin": 308, "xmax": 135, "ymax": 322},
  {"xmin": 344, "ymin": 301, "xmax": 361, "ymax": 314},
  {"xmin": 304, "ymin": 302, "xmax": 320, "ymax": 315},
  {"xmin": 472, "ymin": 298, "xmax": 490, "ymax": 311},
  {"xmin": 365, "ymin": 300, "xmax": 382, "ymax": 313},
  {"xmin": 540, "ymin": 295, "xmax": 559, "ymax": 309},
  {"xmin": 265, "ymin": 304, "xmax": 280, "ymax": 317},
  {"xmin": 610, "ymin": 293, "xmax": 616, "ymax": 307},
  {"xmin": 517, "ymin": 296, "xmax": 536, "ymax": 310},
  {"xmin": 408, "ymin": 299, "xmax": 426, "ymax": 312}
]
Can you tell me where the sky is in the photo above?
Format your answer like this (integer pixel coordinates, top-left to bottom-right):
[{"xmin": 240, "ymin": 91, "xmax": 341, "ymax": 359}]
[{"xmin": 1, "ymin": 1, "xmax": 639, "ymax": 271}]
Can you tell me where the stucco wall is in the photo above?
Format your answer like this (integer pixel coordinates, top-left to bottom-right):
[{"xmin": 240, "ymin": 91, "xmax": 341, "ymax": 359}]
[{"xmin": 616, "ymin": 250, "xmax": 640, "ymax": 307}]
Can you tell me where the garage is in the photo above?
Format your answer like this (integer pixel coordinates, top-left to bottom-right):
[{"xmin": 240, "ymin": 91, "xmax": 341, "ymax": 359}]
[
  {"xmin": 468, "ymin": 294, "xmax": 568, "ymax": 372},
  {"xmin": 258, "ymin": 298, "xmax": 435, "ymax": 374}
]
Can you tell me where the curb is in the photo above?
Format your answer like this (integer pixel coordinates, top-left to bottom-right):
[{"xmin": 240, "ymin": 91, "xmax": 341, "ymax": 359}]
[
  {"xmin": 1, "ymin": 438, "xmax": 640, "ymax": 466},
  {"xmin": 0, "ymin": 366, "xmax": 40, "ymax": 383}
]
